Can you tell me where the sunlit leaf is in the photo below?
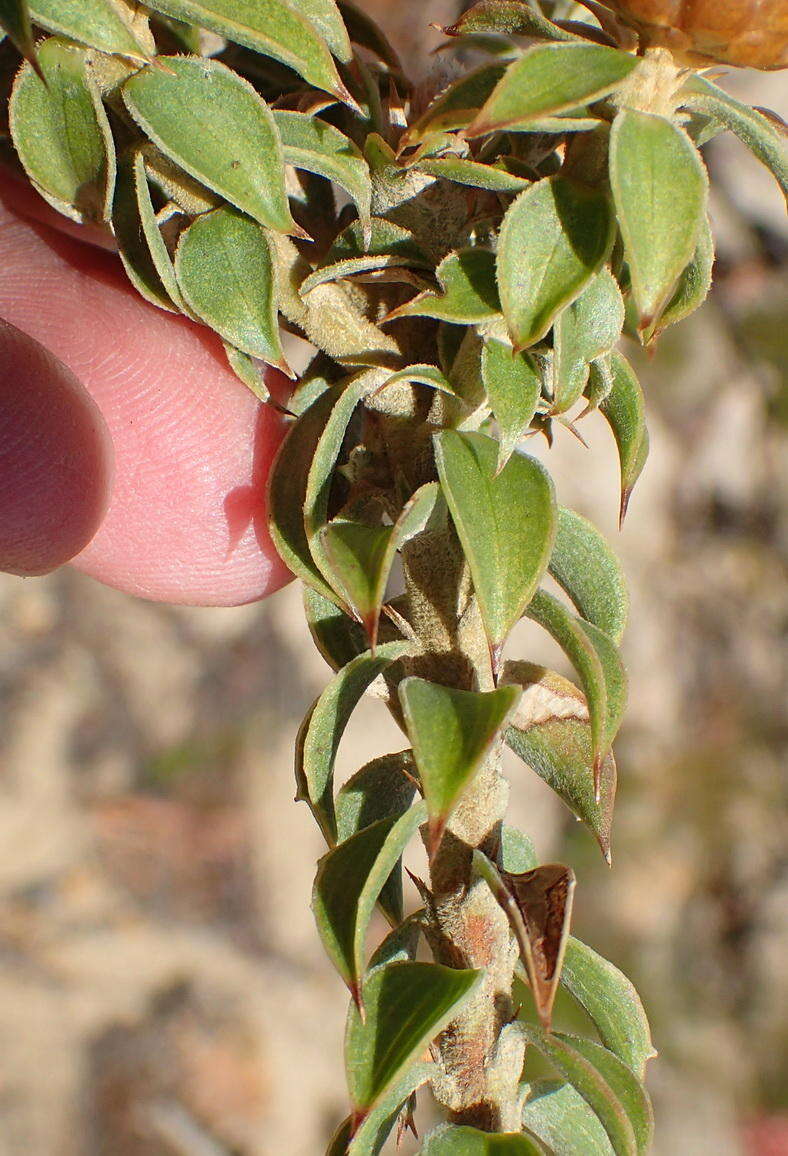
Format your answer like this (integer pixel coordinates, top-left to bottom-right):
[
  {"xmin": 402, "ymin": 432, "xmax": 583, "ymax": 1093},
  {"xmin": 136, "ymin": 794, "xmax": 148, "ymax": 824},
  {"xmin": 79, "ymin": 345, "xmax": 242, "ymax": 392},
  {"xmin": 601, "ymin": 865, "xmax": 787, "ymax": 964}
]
[
  {"xmin": 560, "ymin": 938, "xmax": 655, "ymax": 1080},
  {"xmin": 497, "ymin": 178, "xmax": 614, "ymax": 350},
  {"xmin": 680, "ymin": 73, "xmax": 787, "ymax": 200},
  {"xmin": 301, "ymin": 255, "xmax": 425, "ymax": 295},
  {"xmin": 443, "ymin": 0, "xmax": 576, "ymax": 42},
  {"xmin": 10, "ymin": 38, "xmax": 115, "ymax": 223},
  {"xmin": 175, "ymin": 206, "xmax": 286, "ymax": 369},
  {"xmin": 519, "ymin": 1025, "xmax": 637, "ymax": 1156},
  {"xmin": 321, "ymin": 483, "xmax": 440, "ymax": 645},
  {"xmin": 293, "ymin": 0, "xmax": 351, "ymax": 62},
  {"xmin": 379, "ymin": 364, "xmax": 460, "ymax": 401},
  {"xmin": 368, "ymin": 910, "xmax": 424, "ymax": 972},
  {"xmin": 549, "ymin": 508, "xmax": 628, "ymax": 644},
  {"xmin": 503, "ymin": 662, "xmax": 616, "ymax": 861},
  {"xmin": 645, "ymin": 216, "xmax": 714, "ymax": 343},
  {"xmin": 346, "ymin": 961, "xmax": 482, "ymax": 1112},
  {"xmin": 521, "ymin": 1080, "xmax": 614, "ymax": 1156},
  {"xmin": 419, "ymin": 1123, "xmax": 546, "ymax": 1153},
  {"xmin": 609, "ymin": 108, "xmax": 707, "ymax": 330},
  {"xmin": 554, "ymin": 1034, "xmax": 653, "ymax": 1154},
  {"xmin": 415, "ymin": 156, "xmax": 530, "ymax": 193},
  {"xmin": 113, "ymin": 150, "xmax": 182, "ymax": 314},
  {"xmin": 30, "ymin": 0, "xmax": 151, "ymax": 58},
  {"xmin": 481, "ymin": 339, "xmax": 542, "ymax": 471},
  {"xmin": 389, "ymin": 249, "xmax": 501, "ymax": 324},
  {"xmin": 303, "ymin": 586, "xmax": 373, "ymax": 672},
  {"xmin": 143, "ymin": 0, "xmax": 351, "ymax": 99},
  {"xmin": 435, "ymin": 430, "xmax": 556, "ymax": 649},
  {"xmin": 123, "ymin": 56, "xmax": 298, "ymax": 233},
  {"xmin": 552, "ymin": 270, "xmax": 624, "ymax": 414},
  {"xmin": 327, "ymin": 217, "xmax": 431, "ymax": 264},
  {"xmin": 399, "ymin": 676, "xmax": 521, "ymax": 854},
  {"xmin": 296, "ymin": 642, "xmax": 409, "ymax": 843},
  {"xmin": 313, "ymin": 801, "xmax": 427, "ymax": 1001},
  {"xmin": 500, "ymin": 825, "xmax": 538, "ymax": 873},
  {"xmin": 468, "ymin": 43, "xmax": 636, "ymax": 136},
  {"xmin": 405, "ymin": 62, "xmax": 507, "ymax": 142},
  {"xmin": 595, "ymin": 351, "xmax": 647, "ymax": 525},
  {"xmin": 274, "ymin": 111, "xmax": 371, "ymax": 233}
]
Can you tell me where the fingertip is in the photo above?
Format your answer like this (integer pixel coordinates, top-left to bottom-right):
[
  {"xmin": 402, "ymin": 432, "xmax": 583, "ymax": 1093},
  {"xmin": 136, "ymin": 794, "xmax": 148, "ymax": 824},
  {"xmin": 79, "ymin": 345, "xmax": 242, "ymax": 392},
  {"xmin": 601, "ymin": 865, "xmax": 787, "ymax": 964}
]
[{"xmin": 0, "ymin": 319, "xmax": 113, "ymax": 577}]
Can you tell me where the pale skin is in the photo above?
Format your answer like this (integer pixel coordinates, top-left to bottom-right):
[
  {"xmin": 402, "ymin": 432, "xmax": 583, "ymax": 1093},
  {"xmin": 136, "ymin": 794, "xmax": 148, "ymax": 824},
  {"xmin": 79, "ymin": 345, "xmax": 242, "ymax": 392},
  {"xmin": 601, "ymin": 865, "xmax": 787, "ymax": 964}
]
[{"xmin": 0, "ymin": 178, "xmax": 291, "ymax": 605}]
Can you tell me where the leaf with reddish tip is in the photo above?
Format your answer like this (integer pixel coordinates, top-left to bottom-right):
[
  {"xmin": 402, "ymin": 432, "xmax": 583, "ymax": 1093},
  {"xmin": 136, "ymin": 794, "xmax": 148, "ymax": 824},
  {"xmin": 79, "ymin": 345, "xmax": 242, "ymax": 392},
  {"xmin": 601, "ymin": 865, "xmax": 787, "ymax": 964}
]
[
  {"xmin": 295, "ymin": 642, "xmax": 409, "ymax": 842},
  {"xmin": 503, "ymin": 662, "xmax": 616, "ymax": 861},
  {"xmin": 481, "ymin": 339, "xmax": 542, "ymax": 471},
  {"xmin": 552, "ymin": 270, "xmax": 624, "ymax": 414},
  {"xmin": 388, "ymin": 249, "xmax": 501, "ymax": 325},
  {"xmin": 321, "ymin": 484, "xmax": 440, "ymax": 645},
  {"xmin": 610, "ymin": 108, "xmax": 707, "ymax": 330},
  {"xmin": 560, "ymin": 938, "xmax": 655, "ymax": 1081},
  {"xmin": 30, "ymin": 0, "xmax": 151, "ymax": 58},
  {"xmin": 399, "ymin": 677, "xmax": 521, "ymax": 855},
  {"xmin": 595, "ymin": 352, "xmax": 648, "ymax": 526},
  {"xmin": 123, "ymin": 56, "xmax": 298, "ymax": 234},
  {"xmin": 435, "ymin": 430, "xmax": 556, "ymax": 648},
  {"xmin": 549, "ymin": 508, "xmax": 628, "ymax": 644},
  {"xmin": 175, "ymin": 206, "xmax": 286, "ymax": 369},
  {"xmin": 467, "ymin": 42, "xmax": 636, "ymax": 136},
  {"xmin": 313, "ymin": 801, "xmax": 427, "ymax": 1001},
  {"xmin": 497, "ymin": 178, "xmax": 614, "ymax": 350},
  {"xmin": 345, "ymin": 961, "xmax": 482, "ymax": 1113},
  {"xmin": 328, "ymin": 1062, "xmax": 434, "ymax": 1155}
]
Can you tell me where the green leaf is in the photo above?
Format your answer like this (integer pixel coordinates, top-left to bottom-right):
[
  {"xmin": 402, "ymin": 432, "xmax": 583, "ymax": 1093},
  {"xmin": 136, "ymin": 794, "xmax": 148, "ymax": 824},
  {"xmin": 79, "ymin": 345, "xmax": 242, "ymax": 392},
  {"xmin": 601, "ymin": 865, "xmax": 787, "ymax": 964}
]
[
  {"xmin": 405, "ymin": 62, "xmax": 508, "ymax": 142},
  {"xmin": 10, "ymin": 38, "xmax": 115, "ymax": 223},
  {"xmin": 444, "ymin": 0, "xmax": 576, "ymax": 42},
  {"xmin": 596, "ymin": 351, "xmax": 647, "ymax": 525},
  {"xmin": 303, "ymin": 586, "xmax": 369, "ymax": 672},
  {"xmin": 389, "ymin": 249, "xmax": 501, "ymax": 324},
  {"xmin": 525, "ymin": 590, "xmax": 625, "ymax": 783},
  {"xmin": 321, "ymin": 483, "xmax": 440, "ymax": 645},
  {"xmin": 419, "ymin": 1124, "xmax": 546, "ymax": 1153},
  {"xmin": 521, "ymin": 1080, "xmax": 614, "ymax": 1156},
  {"xmin": 296, "ymin": 642, "xmax": 408, "ymax": 843},
  {"xmin": 223, "ymin": 343, "xmax": 271, "ymax": 402},
  {"xmin": 645, "ymin": 215, "xmax": 713, "ymax": 343},
  {"xmin": 113, "ymin": 151, "xmax": 181, "ymax": 313},
  {"xmin": 500, "ymin": 825, "xmax": 538, "ymax": 873},
  {"xmin": 274, "ymin": 111, "xmax": 371, "ymax": 233},
  {"xmin": 435, "ymin": 430, "xmax": 556, "ymax": 648},
  {"xmin": 519, "ymin": 1025, "xmax": 637, "ymax": 1156},
  {"xmin": 313, "ymin": 801, "xmax": 427, "ymax": 1001},
  {"xmin": 415, "ymin": 156, "xmax": 530, "ymax": 193},
  {"xmin": 293, "ymin": 0, "xmax": 351, "ymax": 62},
  {"xmin": 269, "ymin": 388, "xmax": 345, "ymax": 604},
  {"xmin": 175, "ymin": 206, "xmax": 286, "ymax": 369},
  {"xmin": 345, "ymin": 961, "xmax": 482, "ymax": 1112},
  {"xmin": 327, "ymin": 217, "xmax": 431, "ymax": 265},
  {"xmin": 368, "ymin": 910, "xmax": 424, "ymax": 971},
  {"xmin": 338, "ymin": 0, "xmax": 402, "ymax": 70},
  {"xmin": 610, "ymin": 108, "xmax": 708, "ymax": 329},
  {"xmin": 344, "ymin": 1062, "xmax": 435, "ymax": 1155},
  {"xmin": 481, "ymin": 339, "xmax": 542, "ymax": 470},
  {"xmin": 503, "ymin": 662, "xmax": 616, "ymax": 861},
  {"xmin": 0, "ymin": 0, "xmax": 36, "ymax": 67},
  {"xmin": 680, "ymin": 73, "xmax": 787, "ymax": 200},
  {"xmin": 468, "ymin": 43, "xmax": 636, "ymax": 136},
  {"xmin": 552, "ymin": 270, "xmax": 624, "ymax": 414},
  {"xmin": 379, "ymin": 364, "xmax": 460, "ymax": 401},
  {"xmin": 335, "ymin": 751, "xmax": 419, "ymax": 922},
  {"xmin": 143, "ymin": 0, "xmax": 351, "ymax": 99},
  {"xmin": 560, "ymin": 938, "xmax": 655, "ymax": 1081},
  {"xmin": 123, "ymin": 56, "xmax": 298, "ymax": 234},
  {"xmin": 399, "ymin": 676, "xmax": 521, "ymax": 853},
  {"xmin": 29, "ymin": 0, "xmax": 151, "ymax": 58},
  {"xmin": 554, "ymin": 1034, "xmax": 653, "ymax": 1154},
  {"xmin": 300, "ymin": 255, "xmax": 426, "ymax": 296},
  {"xmin": 549, "ymin": 508, "xmax": 628, "ymax": 644},
  {"xmin": 497, "ymin": 178, "xmax": 614, "ymax": 350}
]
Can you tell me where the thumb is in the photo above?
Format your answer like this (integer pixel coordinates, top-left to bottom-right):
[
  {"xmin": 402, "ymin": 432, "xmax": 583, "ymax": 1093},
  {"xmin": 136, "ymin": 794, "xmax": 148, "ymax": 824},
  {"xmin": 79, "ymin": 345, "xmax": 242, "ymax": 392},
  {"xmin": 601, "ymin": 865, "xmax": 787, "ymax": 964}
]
[{"xmin": 0, "ymin": 318, "xmax": 113, "ymax": 576}]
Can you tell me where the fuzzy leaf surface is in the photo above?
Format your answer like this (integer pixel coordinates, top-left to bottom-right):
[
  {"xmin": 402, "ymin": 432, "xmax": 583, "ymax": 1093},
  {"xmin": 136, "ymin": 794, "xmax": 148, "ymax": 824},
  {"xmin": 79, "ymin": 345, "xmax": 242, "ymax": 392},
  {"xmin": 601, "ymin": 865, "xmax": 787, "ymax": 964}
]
[
  {"xmin": 296, "ymin": 642, "xmax": 408, "ymax": 842},
  {"xmin": 10, "ymin": 38, "xmax": 115, "ymax": 222},
  {"xmin": 345, "ymin": 961, "xmax": 482, "ymax": 1111},
  {"xmin": 646, "ymin": 216, "xmax": 714, "ymax": 342},
  {"xmin": 519, "ymin": 1025, "xmax": 637, "ymax": 1156},
  {"xmin": 468, "ymin": 42, "xmax": 636, "ymax": 135},
  {"xmin": 504, "ymin": 662, "xmax": 616, "ymax": 860},
  {"xmin": 560, "ymin": 938, "xmax": 655, "ymax": 1080},
  {"xmin": 0, "ymin": 0, "xmax": 35, "ymax": 64},
  {"xmin": 444, "ymin": 0, "xmax": 576, "ymax": 41},
  {"xmin": 497, "ymin": 177, "xmax": 614, "ymax": 349},
  {"xmin": 29, "ymin": 0, "xmax": 150, "ymax": 57},
  {"xmin": 399, "ymin": 677, "xmax": 521, "ymax": 847},
  {"xmin": 481, "ymin": 340, "xmax": 542, "ymax": 470},
  {"xmin": 113, "ymin": 151, "xmax": 180, "ymax": 313},
  {"xmin": 554, "ymin": 1034, "xmax": 653, "ymax": 1153},
  {"xmin": 419, "ymin": 1124, "xmax": 546, "ymax": 1153},
  {"xmin": 521, "ymin": 1080, "xmax": 614, "ymax": 1155},
  {"xmin": 303, "ymin": 587, "xmax": 369, "ymax": 671},
  {"xmin": 596, "ymin": 351, "xmax": 647, "ymax": 523},
  {"xmin": 391, "ymin": 249, "xmax": 501, "ymax": 324},
  {"xmin": 123, "ymin": 56, "xmax": 296, "ymax": 233},
  {"xmin": 274, "ymin": 111, "xmax": 371, "ymax": 231},
  {"xmin": 175, "ymin": 206, "xmax": 285, "ymax": 366},
  {"xmin": 143, "ymin": 0, "xmax": 349, "ymax": 97},
  {"xmin": 435, "ymin": 430, "xmax": 556, "ymax": 646},
  {"xmin": 415, "ymin": 156, "xmax": 530, "ymax": 192},
  {"xmin": 610, "ymin": 109, "xmax": 707, "ymax": 328},
  {"xmin": 549, "ymin": 508, "xmax": 628, "ymax": 644},
  {"xmin": 406, "ymin": 62, "xmax": 507, "ymax": 141},
  {"xmin": 552, "ymin": 270, "xmax": 624, "ymax": 413}
]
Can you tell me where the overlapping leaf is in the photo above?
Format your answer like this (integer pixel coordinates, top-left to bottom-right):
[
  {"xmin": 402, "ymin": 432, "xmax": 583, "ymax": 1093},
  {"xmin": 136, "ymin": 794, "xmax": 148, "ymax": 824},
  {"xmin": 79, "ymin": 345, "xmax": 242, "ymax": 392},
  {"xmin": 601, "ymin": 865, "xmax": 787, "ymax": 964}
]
[
  {"xmin": 29, "ymin": 0, "xmax": 151, "ymax": 58},
  {"xmin": 443, "ymin": 0, "xmax": 576, "ymax": 42},
  {"xmin": 594, "ymin": 352, "xmax": 648, "ymax": 524},
  {"xmin": 388, "ymin": 249, "xmax": 501, "ymax": 324},
  {"xmin": 521, "ymin": 1080, "xmax": 615, "ymax": 1155},
  {"xmin": 274, "ymin": 111, "xmax": 371, "ymax": 232},
  {"xmin": 549, "ymin": 508, "xmax": 628, "ymax": 644},
  {"xmin": 645, "ymin": 217, "xmax": 714, "ymax": 343},
  {"xmin": 419, "ymin": 1124, "xmax": 546, "ymax": 1153},
  {"xmin": 552, "ymin": 271, "xmax": 624, "ymax": 414},
  {"xmin": 113, "ymin": 150, "xmax": 181, "ymax": 313},
  {"xmin": 481, "ymin": 340, "xmax": 542, "ymax": 470},
  {"xmin": 405, "ymin": 62, "xmax": 508, "ymax": 142}
]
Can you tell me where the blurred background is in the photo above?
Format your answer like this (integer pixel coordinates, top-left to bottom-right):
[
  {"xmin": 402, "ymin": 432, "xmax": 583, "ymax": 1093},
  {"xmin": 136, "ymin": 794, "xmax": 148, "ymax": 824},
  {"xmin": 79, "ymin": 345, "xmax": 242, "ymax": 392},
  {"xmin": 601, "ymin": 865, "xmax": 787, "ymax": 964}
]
[{"xmin": 0, "ymin": 3, "xmax": 785, "ymax": 1153}]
